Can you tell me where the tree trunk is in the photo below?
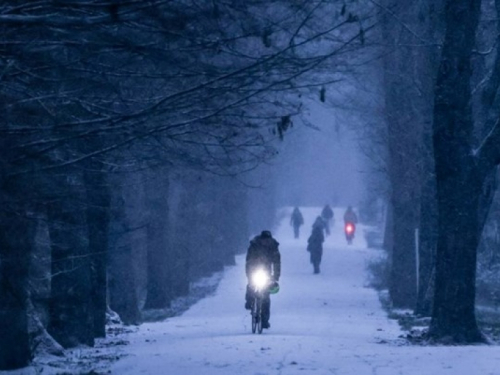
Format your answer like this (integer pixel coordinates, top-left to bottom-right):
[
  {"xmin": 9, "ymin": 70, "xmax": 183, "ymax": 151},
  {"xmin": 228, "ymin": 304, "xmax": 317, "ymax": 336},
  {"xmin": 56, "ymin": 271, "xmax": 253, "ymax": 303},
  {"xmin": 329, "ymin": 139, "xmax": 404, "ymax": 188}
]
[
  {"xmin": 388, "ymin": 197, "xmax": 418, "ymax": 308},
  {"xmin": 382, "ymin": 201, "xmax": 393, "ymax": 253},
  {"xmin": 47, "ymin": 173, "xmax": 94, "ymax": 348},
  {"xmin": 0, "ymin": 187, "xmax": 35, "ymax": 369},
  {"xmin": 385, "ymin": 90, "xmax": 420, "ymax": 309},
  {"xmin": 382, "ymin": 0, "xmax": 424, "ymax": 309},
  {"xmin": 430, "ymin": 167, "xmax": 483, "ymax": 341},
  {"xmin": 413, "ymin": 0, "xmax": 443, "ymax": 317},
  {"xmin": 108, "ymin": 184, "xmax": 141, "ymax": 325},
  {"xmin": 415, "ymin": 76, "xmax": 439, "ymax": 316},
  {"xmin": 84, "ymin": 166, "xmax": 111, "ymax": 338},
  {"xmin": 169, "ymin": 176, "xmax": 193, "ymax": 295},
  {"xmin": 429, "ymin": 0, "xmax": 484, "ymax": 342},
  {"xmin": 415, "ymin": 168, "xmax": 437, "ymax": 316},
  {"xmin": 143, "ymin": 171, "xmax": 172, "ymax": 310},
  {"xmin": 108, "ymin": 242, "xmax": 141, "ymax": 324}
]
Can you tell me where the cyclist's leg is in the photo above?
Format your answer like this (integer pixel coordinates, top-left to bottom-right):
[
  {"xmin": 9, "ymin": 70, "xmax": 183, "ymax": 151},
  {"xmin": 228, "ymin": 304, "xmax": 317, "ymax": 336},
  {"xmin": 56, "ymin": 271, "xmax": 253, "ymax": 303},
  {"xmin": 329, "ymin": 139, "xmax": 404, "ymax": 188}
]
[{"xmin": 245, "ymin": 285, "xmax": 253, "ymax": 309}]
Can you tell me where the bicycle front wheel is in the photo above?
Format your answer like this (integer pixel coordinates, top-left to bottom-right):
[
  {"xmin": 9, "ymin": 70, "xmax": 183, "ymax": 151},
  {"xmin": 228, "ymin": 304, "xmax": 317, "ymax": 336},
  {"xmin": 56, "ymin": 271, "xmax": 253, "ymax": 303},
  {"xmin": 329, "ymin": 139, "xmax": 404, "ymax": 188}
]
[
  {"xmin": 257, "ymin": 299, "xmax": 263, "ymax": 334},
  {"xmin": 251, "ymin": 298, "xmax": 258, "ymax": 333}
]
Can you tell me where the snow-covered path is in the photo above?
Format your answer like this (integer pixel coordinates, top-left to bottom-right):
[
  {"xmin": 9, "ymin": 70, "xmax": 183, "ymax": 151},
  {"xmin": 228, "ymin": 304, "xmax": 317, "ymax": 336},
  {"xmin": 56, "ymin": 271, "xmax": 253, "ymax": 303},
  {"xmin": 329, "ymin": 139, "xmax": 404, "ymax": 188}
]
[{"xmin": 111, "ymin": 207, "xmax": 499, "ymax": 375}]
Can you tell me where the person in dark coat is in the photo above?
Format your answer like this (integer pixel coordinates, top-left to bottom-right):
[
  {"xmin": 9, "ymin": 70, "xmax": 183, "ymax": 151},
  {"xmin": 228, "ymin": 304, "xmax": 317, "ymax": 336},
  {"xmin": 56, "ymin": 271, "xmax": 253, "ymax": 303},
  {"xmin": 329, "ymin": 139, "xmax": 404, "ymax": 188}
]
[
  {"xmin": 321, "ymin": 204, "xmax": 334, "ymax": 235},
  {"xmin": 290, "ymin": 207, "xmax": 304, "ymax": 239},
  {"xmin": 307, "ymin": 217, "xmax": 325, "ymax": 274},
  {"xmin": 244, "ymin": 230, "xmax": 281, "ymax": 329}
]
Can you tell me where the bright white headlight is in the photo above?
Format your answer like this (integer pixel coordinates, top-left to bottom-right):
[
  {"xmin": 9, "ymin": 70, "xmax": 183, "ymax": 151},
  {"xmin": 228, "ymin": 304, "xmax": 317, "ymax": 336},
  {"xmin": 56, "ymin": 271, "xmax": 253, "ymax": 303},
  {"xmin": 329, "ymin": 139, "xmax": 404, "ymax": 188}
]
[{"xmin": 252, "ymin": 269, "xmax": 269, "ymax": 290}]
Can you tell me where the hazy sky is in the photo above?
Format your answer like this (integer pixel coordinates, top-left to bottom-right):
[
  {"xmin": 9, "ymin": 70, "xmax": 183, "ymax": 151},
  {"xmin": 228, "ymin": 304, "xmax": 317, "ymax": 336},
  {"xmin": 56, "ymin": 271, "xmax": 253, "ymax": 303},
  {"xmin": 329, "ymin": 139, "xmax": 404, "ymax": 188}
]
[{"xmin": 274, "ymin": 98, "xmax": 366, "ymax": 208}]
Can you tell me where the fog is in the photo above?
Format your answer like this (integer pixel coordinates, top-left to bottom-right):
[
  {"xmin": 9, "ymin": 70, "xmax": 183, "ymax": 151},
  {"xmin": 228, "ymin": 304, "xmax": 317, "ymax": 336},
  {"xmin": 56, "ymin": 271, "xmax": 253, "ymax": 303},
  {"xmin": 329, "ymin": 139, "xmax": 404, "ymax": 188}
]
[{"xmin": 271, "ymin": 96, "xmax": 367, "ymax": 209}]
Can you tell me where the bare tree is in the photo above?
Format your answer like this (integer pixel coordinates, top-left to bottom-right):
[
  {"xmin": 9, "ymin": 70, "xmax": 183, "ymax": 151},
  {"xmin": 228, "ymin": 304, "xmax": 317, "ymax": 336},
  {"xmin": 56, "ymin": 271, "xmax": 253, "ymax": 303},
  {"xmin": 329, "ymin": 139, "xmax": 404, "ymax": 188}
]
[
  {"xmin": 429, "ymin": 0, "xmax": 500, "ymax": 343},
  {"xmin": 0, "ymin": 0, "xmax": 376, "ymax": 367}
]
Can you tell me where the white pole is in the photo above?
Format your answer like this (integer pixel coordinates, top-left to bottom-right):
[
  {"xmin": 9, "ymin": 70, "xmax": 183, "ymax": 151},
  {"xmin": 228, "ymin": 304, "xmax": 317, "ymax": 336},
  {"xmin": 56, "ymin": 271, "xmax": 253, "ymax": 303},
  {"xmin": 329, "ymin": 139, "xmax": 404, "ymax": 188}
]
[{"xmin": 415, "ymin": 228, "xmax": 420, "ymax": 295}]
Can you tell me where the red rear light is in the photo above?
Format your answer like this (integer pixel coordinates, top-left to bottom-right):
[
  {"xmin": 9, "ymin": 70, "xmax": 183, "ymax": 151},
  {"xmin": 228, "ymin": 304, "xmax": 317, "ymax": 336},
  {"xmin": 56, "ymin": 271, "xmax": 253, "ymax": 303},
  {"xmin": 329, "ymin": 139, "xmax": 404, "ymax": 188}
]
[{"xmin": 346, "ymin": 224, "xmax": 354, "ymax": 233}]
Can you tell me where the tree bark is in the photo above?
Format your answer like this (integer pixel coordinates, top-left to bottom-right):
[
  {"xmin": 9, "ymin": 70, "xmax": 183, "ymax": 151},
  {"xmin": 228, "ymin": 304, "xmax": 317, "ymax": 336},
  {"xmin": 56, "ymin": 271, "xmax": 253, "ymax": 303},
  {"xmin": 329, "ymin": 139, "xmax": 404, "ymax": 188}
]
[
  {"xmin": 415, "ymin": 165, "xmax": 437, "ymax": 316},
  {"xmin": 143, "ymin": 171, "xmax": 172, "ymax": 310},
  {"xmin": 0, "ymin": 183, "xmax": 35, "ymax": 369},
  {"xmin": 382, "ymin": 0, "xmax": 421, "ymax": 307},
  {"xmin": 84, "ymin": 166, "xmax": 111, "ymax": 338},
  {"xmin": 413, "ymin": 0, "xmax": 443, "ymax": 317},
  {"xmin": 429, "ymin": 0, "xmax": 484, "ymax": 342},
  {"xmin": 388, "ymin": 196, "xmax": 418, "ymax": 308},
  {"xmin": 47, "ymin": 172, "xmax": 94, "ymax": 348},
  {"xmin": 169, "ymin": 176, "xmax": 193, "ymax": 295},
  {"xmin": 430, "ymin": 166, "xmax": 483, "ymax": 341},
  {"xmin": 382, "ymin": 201, "xmax": 393, "ymax": 254},
  {"xmin": 108, "ymin": 183, "xmax": 141, "ymax": 325},
  {"xmin": 385, "ymin": 100, "xmax": 421, "ymax": 309}
]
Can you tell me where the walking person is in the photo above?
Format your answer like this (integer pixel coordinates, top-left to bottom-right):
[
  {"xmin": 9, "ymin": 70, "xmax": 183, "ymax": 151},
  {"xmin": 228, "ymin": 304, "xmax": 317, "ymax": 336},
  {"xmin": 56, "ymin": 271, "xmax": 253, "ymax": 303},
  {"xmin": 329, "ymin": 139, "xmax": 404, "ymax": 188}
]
[
  {"xmin": 290, "ymin": 207, "xmax": 304, "ymax": 239},
  {"xmin": 321, "ymin": 204, "xmax": 334, "ymax": 236},
  {"xmin": 307, "ymin": 217, "xmax": 325, "ymax": 274}
]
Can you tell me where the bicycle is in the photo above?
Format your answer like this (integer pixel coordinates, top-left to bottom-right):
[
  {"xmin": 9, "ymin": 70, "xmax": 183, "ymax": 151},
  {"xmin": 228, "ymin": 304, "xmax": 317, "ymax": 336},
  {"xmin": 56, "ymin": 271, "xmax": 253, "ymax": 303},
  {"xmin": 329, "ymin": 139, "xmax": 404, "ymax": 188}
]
[{"xmin": 249, "ymin": 268, "xmax": 278, "ymax": 334}]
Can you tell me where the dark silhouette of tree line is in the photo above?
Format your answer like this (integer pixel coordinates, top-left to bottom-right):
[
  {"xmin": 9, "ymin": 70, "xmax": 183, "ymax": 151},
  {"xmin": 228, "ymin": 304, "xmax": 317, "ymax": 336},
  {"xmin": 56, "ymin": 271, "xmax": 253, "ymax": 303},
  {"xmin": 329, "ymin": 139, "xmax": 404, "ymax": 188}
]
[
  {"xmin": 370, "ymin": 0, "xmax": 500, "ymax": 344},
  {"xmin": 0, "ymin": 0, "xmax": 372, "ymax": 369}
]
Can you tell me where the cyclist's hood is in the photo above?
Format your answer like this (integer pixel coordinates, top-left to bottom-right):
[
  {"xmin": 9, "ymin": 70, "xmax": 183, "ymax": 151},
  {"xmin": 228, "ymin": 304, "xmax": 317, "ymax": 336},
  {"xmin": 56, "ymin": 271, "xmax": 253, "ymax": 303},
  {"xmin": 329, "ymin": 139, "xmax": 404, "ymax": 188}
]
[{"xmin": 260, "ymin": 230, "xmax": 272, "ymax": 238}]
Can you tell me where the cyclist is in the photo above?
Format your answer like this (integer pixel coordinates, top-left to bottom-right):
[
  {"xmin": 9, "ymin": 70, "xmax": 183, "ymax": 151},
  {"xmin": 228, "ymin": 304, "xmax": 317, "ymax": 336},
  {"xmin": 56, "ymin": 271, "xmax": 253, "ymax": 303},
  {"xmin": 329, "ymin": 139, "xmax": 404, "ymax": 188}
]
[{"xmin": 244, "ymin": 230, "xmax": 281, "ymax": 329}]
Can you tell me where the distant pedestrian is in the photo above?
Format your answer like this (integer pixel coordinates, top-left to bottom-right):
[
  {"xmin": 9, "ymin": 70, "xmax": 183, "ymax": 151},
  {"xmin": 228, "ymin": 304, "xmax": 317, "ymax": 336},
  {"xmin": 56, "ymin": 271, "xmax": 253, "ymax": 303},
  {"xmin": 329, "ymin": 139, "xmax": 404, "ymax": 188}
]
[
  {"xmin": 307, "ymin": 217, "xmax": 325, "ymax": 274},
  {"xmin": 290, "ymin": 207, "xmax": 304, "ymax": 239},
  {"xmin": 321, "ymin": 204, "xmax": 334, "ymax": 236}
]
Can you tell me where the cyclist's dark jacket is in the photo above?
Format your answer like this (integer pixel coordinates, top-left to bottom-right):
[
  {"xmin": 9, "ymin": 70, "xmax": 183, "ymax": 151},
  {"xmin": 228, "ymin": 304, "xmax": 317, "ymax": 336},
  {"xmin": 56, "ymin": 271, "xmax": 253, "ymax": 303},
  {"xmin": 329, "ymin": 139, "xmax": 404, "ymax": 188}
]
[
  {"xmin": 344, "ymin": 209, "xmax": 358, "ymax": 224},
  {"xmin": 245, "ymin": 234, "xmax": 281, "ymax": 281}
]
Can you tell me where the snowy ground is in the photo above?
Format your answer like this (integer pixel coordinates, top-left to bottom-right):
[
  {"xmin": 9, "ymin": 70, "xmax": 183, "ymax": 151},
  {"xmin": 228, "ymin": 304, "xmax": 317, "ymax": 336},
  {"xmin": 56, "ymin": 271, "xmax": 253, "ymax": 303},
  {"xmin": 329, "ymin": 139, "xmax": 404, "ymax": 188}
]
[
  {"xmin": 7, "ymin": 207, "xmax": 500, "ymax": 375},
  {"xmin": 108, "ymin": 207, "xmax": 500, "ymax": 375}
]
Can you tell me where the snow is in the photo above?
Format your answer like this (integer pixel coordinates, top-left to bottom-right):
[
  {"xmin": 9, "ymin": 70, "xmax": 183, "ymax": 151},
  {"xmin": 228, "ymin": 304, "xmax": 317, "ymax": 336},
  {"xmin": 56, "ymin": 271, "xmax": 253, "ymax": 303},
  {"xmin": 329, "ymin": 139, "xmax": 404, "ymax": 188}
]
[
  {"xmin": 107, "ymin": 207, "xmax": 500, "ymax": 375},
  {"xmin": 7, "ymin": 207, "xmax": 500, "ymax": 375}
]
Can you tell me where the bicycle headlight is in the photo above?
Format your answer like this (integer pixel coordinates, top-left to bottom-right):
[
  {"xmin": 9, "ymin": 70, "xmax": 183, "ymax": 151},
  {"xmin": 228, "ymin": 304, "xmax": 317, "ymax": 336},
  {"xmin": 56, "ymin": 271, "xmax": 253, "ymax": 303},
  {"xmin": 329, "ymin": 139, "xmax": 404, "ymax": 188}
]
[{"xmin": 252, "ymin": 269, "xmax": 269, "ymax": 290}]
